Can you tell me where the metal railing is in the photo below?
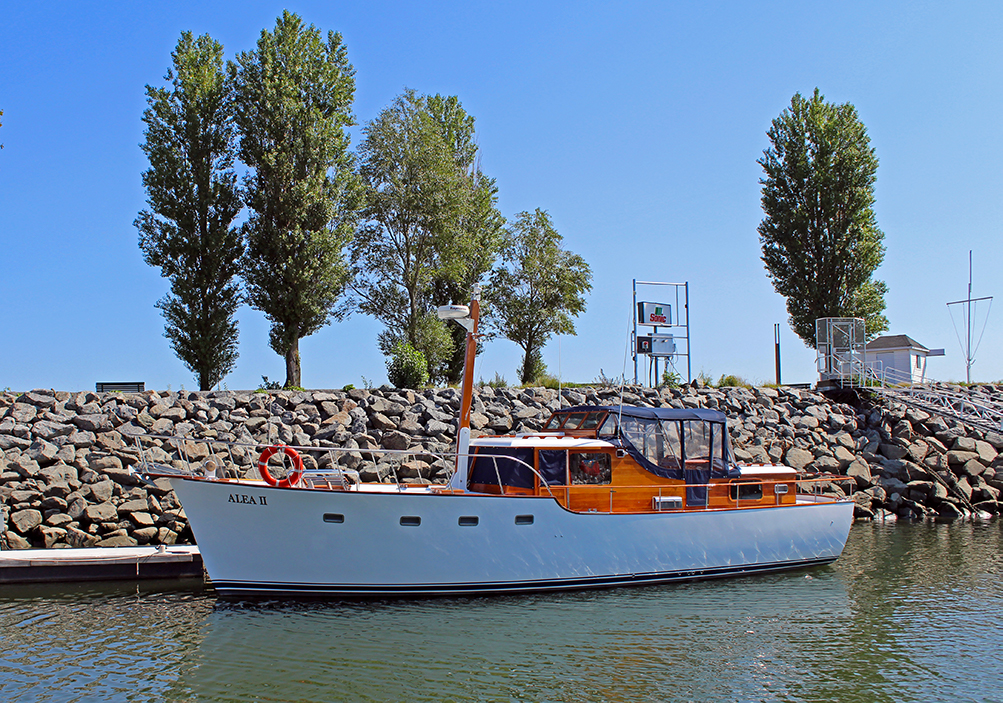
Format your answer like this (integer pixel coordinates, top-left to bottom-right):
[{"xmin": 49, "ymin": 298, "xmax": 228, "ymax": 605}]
[
  {"xmin": 130, "ymin": 434, "xmax": 853, "ymax": 511},
  {"xmin": 820, "ymin": 350, "xmax": 1003, "ymax": 434}
]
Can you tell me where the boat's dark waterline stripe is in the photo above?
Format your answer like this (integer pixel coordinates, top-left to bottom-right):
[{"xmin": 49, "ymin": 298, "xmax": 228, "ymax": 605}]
[{"xmin": 210, "ymin": 557, "xmax": 837, "ymax": 597}]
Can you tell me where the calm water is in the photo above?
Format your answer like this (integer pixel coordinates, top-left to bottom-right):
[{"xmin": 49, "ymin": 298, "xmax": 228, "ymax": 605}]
[{"xmin": 2, "ymin": 522, "xmax": 1003, "ymax": 702}]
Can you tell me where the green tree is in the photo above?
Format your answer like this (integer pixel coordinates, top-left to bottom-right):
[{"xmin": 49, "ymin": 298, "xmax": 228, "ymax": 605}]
[
  {"xmin": 352, "ymin": 90, "xmax": 503, "ymax": 384},
  {"xmin": 136, "ymin": 32, "xmax": 243, "ymax": 391},
  {"xmin": 758, "ymin": 88, "xmax": 888, "ymax": 346},
  {"xmin": 232, "ymin": 11, "xmax": 359, "ymax": 388},
  {"xmin": 426, "ymin": 95, "xmax": 506, "ymax": 383},
  {"xmin": 488, "ymin": 209, "xmax": 593, "ymax": 385}
]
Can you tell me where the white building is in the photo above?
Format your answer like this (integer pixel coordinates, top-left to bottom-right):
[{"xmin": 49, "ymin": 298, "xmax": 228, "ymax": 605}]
[{"xmin": 865, "ymin": 335, "xmax": 944, "ymax": 384}]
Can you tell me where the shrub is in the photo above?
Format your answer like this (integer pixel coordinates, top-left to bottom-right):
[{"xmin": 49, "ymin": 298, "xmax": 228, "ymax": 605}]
[
  {"xmin": 258, "ymin": 376, "xmax": 281, "ymax": 391},
  {"xmin": 661, "ymin": 370, "xmax": 681, "ymax": 388},
  {"xmin": 387, "ymin": 342, "xmax": 429, "ymax": 389},
  {"xmin": 478, "ymin": 372, "xmax": 508, "ymax": 389},
  {"xmin": 717, "ymin": 374, "xmax": 751, "ymax": 388}
]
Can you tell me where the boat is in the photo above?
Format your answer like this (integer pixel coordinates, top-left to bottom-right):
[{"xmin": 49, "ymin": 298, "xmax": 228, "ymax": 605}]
[{"xmin": 140, "ymin": 287, "xmax": 854, "ymax": 597}]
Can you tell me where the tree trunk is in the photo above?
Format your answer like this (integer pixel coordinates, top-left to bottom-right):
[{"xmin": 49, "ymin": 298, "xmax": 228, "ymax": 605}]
[
  {"xmin": 284, "ymin": 337, "xmax": 301, "ymax": 389},
  {"xmin": 520, "ymin": 346, "xmax": 534, "ymax": 385}
]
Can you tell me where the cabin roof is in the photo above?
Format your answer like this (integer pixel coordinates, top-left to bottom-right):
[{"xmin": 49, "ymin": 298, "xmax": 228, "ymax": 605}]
[
  {"xmin": 561, "ymin": 405, "xmax": 728, "ymax": 423},
  {"xmin": 865, "ymin": 334, "xmax": 929, "ymax": 352},
  {"xmin": 470, "ymin": 436, "xmax": 613, "ymax": 449}
]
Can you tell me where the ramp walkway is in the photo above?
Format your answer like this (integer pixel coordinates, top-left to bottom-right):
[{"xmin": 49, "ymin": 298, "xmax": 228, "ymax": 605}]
[{"xmin": 821, "ymin": 351, "xmax": 1003, "ymax": 436}]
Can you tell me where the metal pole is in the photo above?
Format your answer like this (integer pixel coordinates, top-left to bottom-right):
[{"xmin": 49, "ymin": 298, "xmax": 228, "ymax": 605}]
[
  {"xmin": 685, "ymin": 282, "xmax": 691, "ymax": 383},
  {"xmin": 632, "ymin": 279, "xmax": 638, "ymax": 385},
  {"xmin": 653, "ymin": 325, "xmax": 659, "ymax": 386},
  {"xmin": 774, "ymin": 323, "xmax": 782, "ymax": 385},
  {"xmin": 967, "ymin": 250, "xmax": 973, "ymax": 384}
]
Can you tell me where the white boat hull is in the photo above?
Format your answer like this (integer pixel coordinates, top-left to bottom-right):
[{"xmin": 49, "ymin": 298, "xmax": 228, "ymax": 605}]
[{"xmin": 172, "ymin": 478, "xmax": 854, "ymax": 597}]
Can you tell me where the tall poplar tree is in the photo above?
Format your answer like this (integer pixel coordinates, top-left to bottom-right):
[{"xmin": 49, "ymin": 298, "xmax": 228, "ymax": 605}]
[
  {"xmin": 136, "ymin": 32, "xmax": 243, "ymax": 391},
  {"xmin": 759, "ymin": 88, "xmax": 888, "ymax": 347},
  {"xmin": 233, "ymin": 11, "xmax": 359, "ymax": 388},
  {"xmin": 489, "ymin": 209, "xmax": 592, "ymax": 385}
]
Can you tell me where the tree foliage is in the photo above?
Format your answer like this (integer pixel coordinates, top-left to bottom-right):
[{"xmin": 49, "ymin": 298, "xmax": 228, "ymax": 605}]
[
  {"xmin": 758, "ymin": 88, "xmax": 888, "ymax": 347},
  {"xmin": 232, "ymin": 11, "xmax": 359, "ymax": 388},
  {"xmin": 136, "ymin": 32, "xmax": 243, "ymax": 391},
  {"xmin": 488, "ymin": 209, "xmax": 593, "ymax": 385},
  {"xmin": 386, "ymin": 341, "xmax": 429, "ymax": 389},
  {"xmin": 352, "ymin": 90, "xmax": 504, "ymax": 384}
]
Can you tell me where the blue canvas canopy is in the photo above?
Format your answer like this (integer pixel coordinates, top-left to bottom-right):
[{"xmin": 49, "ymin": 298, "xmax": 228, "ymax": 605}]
[
  {"xmin": 560, "ymin": 406, "xmax": 741, "ymax": 496},
  {"xmin": 563, "ymin": 405, "xmax": 728, "ymax": 423}
]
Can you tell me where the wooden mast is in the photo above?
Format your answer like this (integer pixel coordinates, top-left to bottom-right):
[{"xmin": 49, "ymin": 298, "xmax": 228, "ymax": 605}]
[
  {"xmin": 458, "ymin": 289, "xmax": 480, "ymax": 432},
  {"xmin": 448, "ymin": 285, "xmax": 480, "ymax": 490}
]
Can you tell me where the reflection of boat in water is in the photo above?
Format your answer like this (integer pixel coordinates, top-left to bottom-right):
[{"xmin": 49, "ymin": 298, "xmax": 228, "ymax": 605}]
[
  {"xmin": 172, "ymin": 572, "xmax": 852, "ymax": 701},
  {"xmin": 144, "ymin": 288, "xmax": 853, "ymax": 597}
]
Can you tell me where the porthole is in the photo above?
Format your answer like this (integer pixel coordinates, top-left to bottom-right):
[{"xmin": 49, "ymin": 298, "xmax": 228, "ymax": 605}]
[
  {"xmin": 323, "ymin": 513, "xmax": 345, "ymax": 523},
  {"xmin": 400, "ymin": 516, "xmax": 421, "ymax": 526},
  {"xmin": 515, "ymin": 515, "xmax": 534, "ymax": 525},
  {"xmin": 458, "ymin": 516, "xmax": 479, "ymax": 527}
]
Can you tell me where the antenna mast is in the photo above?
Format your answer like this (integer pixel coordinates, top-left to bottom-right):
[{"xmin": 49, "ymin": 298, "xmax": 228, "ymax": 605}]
[{"xmin": 947, "ymin": 250, "xmax": 993, "ymax": 384}]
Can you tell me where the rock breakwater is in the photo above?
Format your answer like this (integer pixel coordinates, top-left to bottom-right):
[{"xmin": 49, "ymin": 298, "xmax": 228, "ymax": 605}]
[{"xmin": 2, "ymin": 383, "xmax": 1001, "ymax": 549}]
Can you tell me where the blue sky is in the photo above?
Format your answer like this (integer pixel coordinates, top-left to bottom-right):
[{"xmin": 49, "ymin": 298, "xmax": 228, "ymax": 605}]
[{"xmin": 1, "ymin": 1, "xmax": 1000, "ymax": 392}]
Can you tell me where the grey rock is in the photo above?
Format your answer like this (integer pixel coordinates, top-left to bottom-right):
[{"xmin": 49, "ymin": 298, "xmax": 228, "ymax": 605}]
[
  {"xmin": 960, "ymin": 459, "xmax": 987, "ymax": 478},
  {"xmin": 72, "ymin": 414, "xmax": 109, "ymax": 432},
  {"xmin": 846, "ymin": 459, "xmax": 872, "ymax": 487},
  {"xmin": 129, "ymin": 512, "xmax": 156, "ymax": 527},
  {"xmin": 39, "ymin": 464, "xmax": 78, "ymax": 485},
  {"xmin": 89, "ymin": 480, "xmax": 115, "ymax": 502},
  {"xmin": 975, "ymin": 440, "xmax": 998, "ymax": 465},
  {"xmin": 784, "ymin": 447, "xmax": 814, "ymax": 470},
  {"xmin": 45, "ymin": 513, "xmax": 73, "ymax": 527},
  {"xmin": 879, "ymin": 444, "xmax": 908, "ymax": 460},
  {"xmin": 117, "ymin": 499, "xmax": 149, "ymax": 515},
  {"xmin": 426, "ymin": 420, "xmax": 453, "ymax": 437},
  {"xmin": 368, "ymin": 412, "xmax": 397, "ymax": 431},
  {"xmin": 947, "ymin": 450, "xmax": 980, "ymax": 466},
  {"xmin": 96, "ymin": 534, "xmax": 138, "ymax": 547},
  {"xmin": 10, "ymin": 509, "xmax": 42, "ymax": 533},
  {"xmin": 84, "ymin": 502, "xmax": 118, "ymax": 522},
  {"xmin": 381, "ymin": 431, "xmax": 410, "ymax": 451},
  {"xmin": 952, "ymin": 436, "xmax": 977, "ymax": 452}
]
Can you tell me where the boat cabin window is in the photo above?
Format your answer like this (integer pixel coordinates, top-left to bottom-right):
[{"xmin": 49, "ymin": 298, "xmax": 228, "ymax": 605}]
[
  {"xmin": 597, "ymin": 413, "xmax": 617, "ymax": 437},
  {"xmin": 562, "ymin": 413, "xmax": 586, "ymax": 430},
  {"xmin": 468, "ymin": 447, "xmax": 535, "ymax": 489},
  {"xmin": 620, "ymin": 416, "xmax": 681, "ymax": 469},
  {"xmin": 569, "ymin": 452, "xmax": 612, "ymax": 485},
  {"xmin": 542, "ymin": 411, "xmax": 608, "ymax": 432},
  {"xmin": 619, "ymin": 416, "xmax": 729, "ymax": 474},
  {"xmin": 684, "ymin": 421, "xmax": 711, "ymax": 464},
  {"xmin": 537, "ymin": 449, "xmax": 568, "ymax": 485}
]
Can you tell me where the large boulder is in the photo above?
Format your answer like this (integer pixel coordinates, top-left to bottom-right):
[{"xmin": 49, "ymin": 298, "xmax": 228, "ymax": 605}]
[{"xmin": 784, "ymin": 447, "xmax": 814, "ymax": 470}]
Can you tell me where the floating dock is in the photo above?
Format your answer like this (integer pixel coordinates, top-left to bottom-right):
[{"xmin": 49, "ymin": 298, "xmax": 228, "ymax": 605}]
[{"xmin": 0, "ymin": 545, "xmax": 203, "ymax": 584}]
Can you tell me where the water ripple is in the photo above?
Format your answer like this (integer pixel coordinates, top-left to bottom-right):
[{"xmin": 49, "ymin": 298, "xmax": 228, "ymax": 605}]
[{"xmin": 2, "ymin": 523, "xmax": 1003, "ymax": 702}]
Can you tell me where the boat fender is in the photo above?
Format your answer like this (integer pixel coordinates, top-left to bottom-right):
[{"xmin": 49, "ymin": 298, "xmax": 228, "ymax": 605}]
[{"xmin": 257, "ymin": 445, "xmax": 304, "ymax": 488}]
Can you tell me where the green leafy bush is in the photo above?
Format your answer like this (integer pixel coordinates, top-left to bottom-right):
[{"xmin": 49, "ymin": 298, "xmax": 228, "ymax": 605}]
[
  {"xmin": 387, "ymin": 342, "xmax": 429, "ymax": 389},
  {"xmin": 661, "ymin": 370, "xmax": 681, "ymax": 388},
  {"xmin": 717, "ymin": 374, "xmax": 751, "ymax": 388},
  {"xmin": 478, "ymin": 372, "xmax": 508, "ymax": 389}
]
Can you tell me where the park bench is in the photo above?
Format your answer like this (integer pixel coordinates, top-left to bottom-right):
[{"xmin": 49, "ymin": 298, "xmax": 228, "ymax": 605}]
[{"xmin": 95, "ymin": 382, "xmax": 145, "ymax": 393}]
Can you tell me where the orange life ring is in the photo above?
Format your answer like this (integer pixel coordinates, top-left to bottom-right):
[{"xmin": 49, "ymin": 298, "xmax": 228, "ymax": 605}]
[{"xmin": 257, "ymin": 445, "xmax": 303, "ymax": 488}]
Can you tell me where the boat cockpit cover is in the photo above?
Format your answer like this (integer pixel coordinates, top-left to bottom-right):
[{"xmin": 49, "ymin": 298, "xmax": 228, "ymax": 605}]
[
  {"xmin": 468, "ymin": 446, "xmax": 535, "ymax": 489},
  {"xmin": 562, "ymin": 406, "xmax": 741, "ymax": 487}
]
